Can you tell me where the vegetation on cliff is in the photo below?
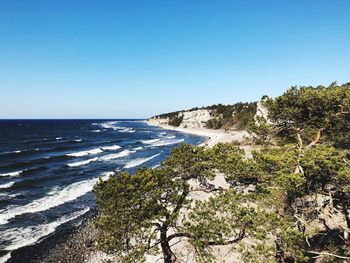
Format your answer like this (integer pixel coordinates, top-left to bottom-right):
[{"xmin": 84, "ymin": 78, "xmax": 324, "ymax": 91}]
[
  {"xmin": 94, "ymin": 83, "xmax": 350, "ymax": 262},
  {"xmin": 151, "ymin": 102, "xmax": 257, "ymax": 129}
]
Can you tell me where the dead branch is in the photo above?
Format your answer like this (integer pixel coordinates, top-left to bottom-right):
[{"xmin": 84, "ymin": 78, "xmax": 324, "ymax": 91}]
[
  {"xmin": 308, "ymin": 250, "xmax": 350, "ymax": 259},
  {"xmin": 306, "ymin": 128, "xmax": 326, "ymax": 148},
  {"xmin": 294, "ymin": 129, "xmax": 304, "ymax": 174},
  {"xmin": 294, "ymin": 214, "xmax": 308, "ymax": 226},
  {"xmin": 336, "ymin": 104, "xmax": 350, "ymax": 115}
]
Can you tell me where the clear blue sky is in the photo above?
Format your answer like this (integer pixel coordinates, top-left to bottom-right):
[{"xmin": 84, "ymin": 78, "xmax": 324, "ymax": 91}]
[{"xmin": 0, "ymin": 0, "xmax": 349, "ymax": 119}]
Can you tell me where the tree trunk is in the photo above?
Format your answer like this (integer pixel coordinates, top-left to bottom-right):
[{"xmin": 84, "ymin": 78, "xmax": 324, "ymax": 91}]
[
  {"xmin": 342, "ymin": 203, "xmax": 350, "ymax": 240},
  {"xmin": 160, "ymin": 227, "xmax": 173, "ymax": 263},
  {"xmin": 275, "ymin": 235, "xmax": 284, "ymax": 263}
]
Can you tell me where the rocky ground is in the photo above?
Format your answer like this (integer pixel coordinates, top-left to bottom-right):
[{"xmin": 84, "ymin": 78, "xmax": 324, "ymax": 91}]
[
  {"xmin": 6, "ymin": 212, "xmax": 99, "ymax": 263},
  {"xmin": 39, "ymin": 218, "xmax": 99, "ymax": 263}
]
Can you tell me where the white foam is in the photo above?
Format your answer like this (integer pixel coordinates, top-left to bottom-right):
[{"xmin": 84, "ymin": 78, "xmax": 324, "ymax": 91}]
[
  {"xmin": 0, "ymin": 193, "xmax": 22, "ymax": 199},
  {"xmin": 0, "ymin": 182, "xmax": 15, "ymax": 189},
  {"xmin": 67, "ymin": 157, "xmax": 99, "ymax": 167},
  {"xmin": 101, "ymin": 145, "xmax": 121, "ymax": 151},
  {"xmin": 133, "ymin": 147, "xmax": 143, "ymax": 151},
  {"xmin": 0, "ymin": 174, "xmax": 109, "ymax": 225},
  {"xmin": 91, "ymin": 129, "xmax": 101, "ymax": 132},
  {"xmin": 74, "ymin": 139, "xmax": 82, "ymax": 142},
  {"xmin": 0, "ymin": 171, "xmax": 23, "ymax": 177},
  {"xmin": 100, "ymin": 122, "xmax": 124, "ymax": 130},
  {"xmin": 56, "ymin": 137, "xmax": 63, "ymax": 140},
  {"xmin": 0, "ymin": 207, "xmax": 90, "ymax": 252},
  {"xmin": 66, "ymin": 148, "xmax": 103, "ymax": 157},
  {"xmin": 159, "ymin": 132, "xmax": 167, "ymax": 135},
  {"xmin": 148, "ymin": 138, "xmax": 184, "ymax": 147},
  {"xmin": 0, "ymin": 252, "xmax": 11, "ymax": 263},
  {"xmin": 67, "ymin": 149, "xmax": 138, "ymax": 167},
  {"xmin": 141, "ymin": 139, "xmax": 160, "ymax": 144},
  {"xmin": 166, "ymin": 135, "xmax": 176, "ymax": 139},
  {"xmin": 99, "ymin": 150, "xmax": 135, "ymax": 161},
  {"xmin": 100, "ymin": 171, "xmax": 115, "ymax": 178},
  {"xmin": 13, "ymin": 150, "xmax": 21, "ymax": 154},
  {"xmin": 119, "ymin": 128, "xmax": 135, "ymax": 133},
  {"xmin": 124, "ymin": 153, "xmax": 161, "ymax": 169}
]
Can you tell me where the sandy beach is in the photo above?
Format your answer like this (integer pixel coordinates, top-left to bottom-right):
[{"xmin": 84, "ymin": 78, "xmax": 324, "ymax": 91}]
[{"xmin": 147, "ymin": 122, "xmax": 249, "ymax": 148}]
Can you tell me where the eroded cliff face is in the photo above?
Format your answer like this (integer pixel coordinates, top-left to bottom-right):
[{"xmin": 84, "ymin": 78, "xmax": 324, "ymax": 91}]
[
  {"xmin": 147, "ymin": 116, "xmax": 170, "ymax": 126},
  {"xmin": 148, "ymin": 109, "xmax": 212, "ymax": 129},
  {"xmin": 254, "ymin": 100, "xmax": 272, "ymax": 124},
  {"xmin": 178, "ymin": 110, "xmax": 211, "ymax": 128},
  {"xmin": 148, "ymin": 99, "xmax": 269, "ymax": 130}
]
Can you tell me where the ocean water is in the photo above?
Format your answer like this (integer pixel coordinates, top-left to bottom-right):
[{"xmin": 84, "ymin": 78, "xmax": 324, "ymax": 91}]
[{"xmin": 0, "ymin": 120, "xmax": 204, "ymax": 262}]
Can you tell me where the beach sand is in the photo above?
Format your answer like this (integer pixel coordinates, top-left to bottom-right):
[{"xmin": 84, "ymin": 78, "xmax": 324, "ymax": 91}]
[{"xmin": 148, "ymin": 123, "xmax": 249, "ymax": 148}]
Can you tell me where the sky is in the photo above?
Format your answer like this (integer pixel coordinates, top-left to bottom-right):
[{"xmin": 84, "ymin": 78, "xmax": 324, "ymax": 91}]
[{"xmin": 0, "ymin": 0, "xmax": 349, "ymax": 119}]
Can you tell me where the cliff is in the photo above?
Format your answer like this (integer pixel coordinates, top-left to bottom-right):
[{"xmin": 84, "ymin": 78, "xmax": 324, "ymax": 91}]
[
  {"xmin": 148, "ymin": 101, "xmax": 258, "ymax": 131},
  {"xmin": 148, "ymin": 109, "xmax": 212, "ymax": 129}
]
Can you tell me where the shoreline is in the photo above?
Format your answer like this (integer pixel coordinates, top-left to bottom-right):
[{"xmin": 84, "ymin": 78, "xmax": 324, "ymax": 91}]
[
  {"xmin": 5, "ymin": 209, "xmax": 97, "ymax": 263},
  {"xmin": 147, "ymin": 121, "xmax": 249, "ymax": 148},
  {"xmin": 5, "ymin": 123, "xmax": 252, "ymax": 263}
]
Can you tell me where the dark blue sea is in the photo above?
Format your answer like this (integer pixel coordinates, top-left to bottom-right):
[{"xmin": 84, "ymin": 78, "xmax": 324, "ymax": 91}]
[{"xmin": 0, "ymin": 120, "xmax": 204, "ymax": 262}]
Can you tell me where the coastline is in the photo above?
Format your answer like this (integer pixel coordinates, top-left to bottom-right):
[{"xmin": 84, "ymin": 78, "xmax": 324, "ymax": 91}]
[
  {"xmin": 8, "ymin": 123, "xmax": 252, "ymax": 263},
  {"xmin": 147, "ymin": 122, "xmax": 249, "ymax": 148},
  {"xmin": 5, "ymin": 210, "xmax": 97, "ymax": 263}
]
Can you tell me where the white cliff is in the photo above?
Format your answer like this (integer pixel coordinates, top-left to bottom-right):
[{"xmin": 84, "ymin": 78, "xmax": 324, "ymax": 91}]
[
  {"xmin": 178, "ymin": 109, "xmax": 211, "ymax": 128},
  {"xmin": 148, "ymin": 109, "xmax": 212, "ymax": 129}
]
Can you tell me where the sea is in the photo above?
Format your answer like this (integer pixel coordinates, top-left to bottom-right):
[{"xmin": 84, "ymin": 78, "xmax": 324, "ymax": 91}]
[{"xmin": 0, "ymin": 119, "xmax": 204, "ymax": 263}]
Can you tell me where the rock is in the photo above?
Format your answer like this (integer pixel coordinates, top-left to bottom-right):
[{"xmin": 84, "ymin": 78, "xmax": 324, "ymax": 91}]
[
  {"xmin": 179, "ymin": 109, "xmax": 211, "ymax": 128},
  {"xmin": 148, "ymin": 109, "xmax": 212, "ymax": 128}
]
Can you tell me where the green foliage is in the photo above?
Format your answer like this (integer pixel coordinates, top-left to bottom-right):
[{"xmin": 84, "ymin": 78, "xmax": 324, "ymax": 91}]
[
  {"xmin": 267, "ymin": 83, "xmax": 350, "ymax": 148},
  {"xmin": 274, "ymin": 173, "xmax": 306, "ymax": 202},
  {"xmin": 205, "ymin": 102, "xmax": 257, "ymax": 130},
  {"xmin": 205, "ymin": 118, "xmax": 223, "ymax": 129},
  {"xmin": 93, "ymin": 144, "xmax": 217, "ymax": 262},
  {"xmin": 153, "ymin": 101, "xmax": 257, "ymax": 130},
  {"xmin": 247, "ymin": 116, "xmax": 272, "ymax": 145},
  {"xmin": 93, "ymin": 168, "xmax": 184, "ymax": 262},
  {"xmin": 300, "ymin": 145, "xmax": 350, "ymax": 192},
  {"xmin": 162, "ymin": 144, "xmax": 216, "ymax": 183},
  {"xmin": 183, "ymin": 190, "xmax": 268, "ymax": 261},
  {"xmin": 168, "ymin": 114, "xmax": 183, "ymax": 127},
  {"xmin": 209, "ymin": 143, "xmax": 264, "ymax": 185},
  {"xmin": 252, "ymin": 145, "xmax": 350, "ymax": 202},
  {"xmin": 95, "ymin": 82, "xmax": 350, "ymax": 263}
]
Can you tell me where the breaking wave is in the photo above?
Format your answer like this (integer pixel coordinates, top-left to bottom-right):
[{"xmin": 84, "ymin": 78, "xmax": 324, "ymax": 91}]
[
  {"xmin": 101, "ymin": 145, "xmax": 121, "ymax": 151},
  {"xmin": 118, "ymin": 128, "xmax": 135, "ymax": 133},
  {"xmin": 0, "ymin": 182, "xmax": 15, "ymax": 189},
  {"xmin": 0, "ymin": 207, "xmax": 90, "ymax": 252},
  {"xmin": 67, "ymin": 157, "xmax": 99, "ymax": 167},
  {"xmin": 0, "ymin": 171, "xmax": 23, "ymax": 177},
  {"xmin": 68, "ymin": 149, "xmax": 138, "ymax": 167},
  {"xmin": 99, "ymin": 121, "xmax": 124, "ymax": 130},
  {"xmin": 66, "ymin": 148, "xmax": 103, "ymax": 157},
  {"xmin": 148, "ymin": 138, "xmax": 184, "ymax": 147},
  {"xmin": 141, "ymin": 139, "xmax": 160, "ymax": 144},
  {"xmin": 99, "ymin": 150, "xmax": 135, "ymax": 161},
  {"xmin": 124, "ymin": 153, "xmax": 161, "ymax": 169},
  {"xmin": 0, "ymin": 174, "xmax": 110, "ymax": 225}
]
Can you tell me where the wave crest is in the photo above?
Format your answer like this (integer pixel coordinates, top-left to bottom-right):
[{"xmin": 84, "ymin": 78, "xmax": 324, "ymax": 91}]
[{"xmin": 124, "ymin": 153, "xmax": 161, "ymax": 169}]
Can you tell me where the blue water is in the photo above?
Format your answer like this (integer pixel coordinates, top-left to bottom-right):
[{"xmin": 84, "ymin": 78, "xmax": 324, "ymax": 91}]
[{"xmin": 0, "ymin": 120, "xmax": 204, "ymax": 262}]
